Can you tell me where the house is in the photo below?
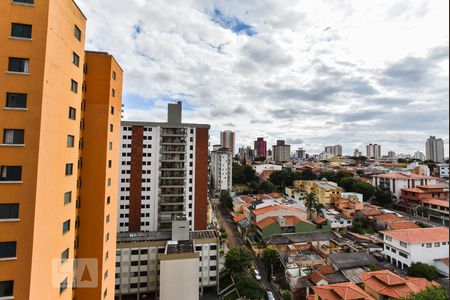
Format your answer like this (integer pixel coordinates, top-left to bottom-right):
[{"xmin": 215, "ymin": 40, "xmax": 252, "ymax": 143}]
[
  {"xmin": 433, "ymin": 258, "xmax": 449, "ymax": 277},
  {"xmin": 381, "ymin": 227, "xmax": 449, "ymax": 269},
  {"xmin": 329, "ymin": 252, "xmax": 378, "ymax": 270},
  {"xmin": 232, "ymin": 195, "xmax": 254, "ymax": 212},
  {"xmin": 252, "ymin": 205, "xmax": 308, "ymax": 223},
  {"xmin": 256, "ymin": 216, "xmax": 330, "ymax": 238},
  {"xmin": 335, "ymin": 198, "xmax": 365, "ymax": 218},
  {"xmin": 369, "ymin": 214, "xmax": 409, "ymax": 229},
  {"xmin": 322, "ymin": 210, "xmax": 352, "ymax": 230},
  {"xmin": 311, "ymin": 282, "xmax": 374, "ymax": 300},
  {"xmin": 285, "ymin": 186, "xmax": 308, "ymax": 202},
  {"xmin": 361, "ymin": 269, "xmax": 438, "ymax": 299},
  {"xmin": 310, "ymin": 265, "xmax": 348, "ymax": 286},
  {"xmin": 293, "ymin": 180, "xmax": 343, "ymax": 205},
  {"xmin": 385, "ymin": 222, "xmax": 420, "ymax": 230},
  {"xmin": 372, "ymin": 173, "xmax": 439, "ymax": 200}
]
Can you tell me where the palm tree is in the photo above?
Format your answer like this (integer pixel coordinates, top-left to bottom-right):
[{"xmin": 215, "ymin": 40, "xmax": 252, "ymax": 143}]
[
  {"xmin": 305, "ymin": 192, "xmax": 318, "ymax": 220},
  {"xmin": 314, "ymin": 203, "xmax": 325, "ymax": 218}
]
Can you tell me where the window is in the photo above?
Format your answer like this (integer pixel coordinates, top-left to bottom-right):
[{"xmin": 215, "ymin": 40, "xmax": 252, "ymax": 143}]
[
  {"xmin": 112, "ymin": 71, "xmax": 116, "ymax": 80},
  {"xmin": 3, "ymin": 129, "xmax": 24, "ymax": 144},
  {"xmin": 399, "ymin": 241, "xmax": 407, "ymax": 248},
  {"xmin": 0, "ymin": 281, "xmax": 14, "ymax": 298},
  {"xmin": 386, "ymin": 236, "xmax": 392, "ymax": 242},
  {"xmin": 112, "ymin": 89, "xmax": 115, "ymax": 97},
  {"xmin": 111, "ymin": 106, "xmax": 114, "ymax": 115},
  {"xmin": 13, "ymin": 0, "xmax": 34, "ymax": 3},
  {"xmin": 61, "ymin": 249, "xmax": 69, "ymax": 263},
  {"xmin": 62, "ymin": 220, "xmax": 71, "ymax": 234},
  {"xmin": 69, "ymin": 107, "xmax": 76, "ymax": 120},
  {"xmin": 108, "ymin": 160, "xmax": 112, "ymax": 168},
  {"xmin": 109, "ymin": 142, "xmax": 112, "ymax": 150},
  {"xmin": 0, "ymin": 204, "xmax": 19, "ymax": 219},
  {"xmin": 426, "ymin": 243, "xmax": 432, "ymax": 248},
  {"xmin": 67, "ymin": 135, "xmax": 75, "ymax": 148},
  {"xmin": 64, "ymin": 192, "xmax": 72, "ymax": 205},
  {"xmin": 71, "ymin": 80, "xmax": 78, "ymax": 93},
  {"xmin": 107, "ymin": 178, "xmax": 111, "ymax": 186},
  {"xmin": 0, "ymin": 166, "xmax": 22, "ymax": 181},
  {"xmin": 435, "ymin": 242, "xmax": 440, "ymax": 247},
  {"xmin": 106, "ymin": 215, "xmax": 110, "ymax": 223},
  {"xmin": 6, "ymin": 93, "xmax": 27, "ymax": 108},
  {"xmin": 60, "ymin": 277, "xmax": 68, "ymax": 294},
  {"xmin": 109, "ymin": 124, "xmax": 113, "ymax": 132},
  {"xmin": 399, "ymin": 252, "xmax": 408, "ymax": 258},
  {"xmin": 106, "ymin": 196, "xmax": 110, "ymax": 205},
  {"xmin": 11, "ymin": 23, "xmax": 32, "ymax": 39},
  {"xmin": 8, "ymin": 57, "xmax": 29, "ymax": 73},
  {"xmin": 0, "ymin": 242, "xmax": 16, "ymax": 259},
  {"xmin": 65, "ymin": 164, "xmax": 73, "ymax": 176},
  {"xmin": 73, "ymin": 52, "xmax": 80, "ymax": 67},
  {"xmin": 74, "ymin": 25, "xmax": 82, "ymax": 41}
]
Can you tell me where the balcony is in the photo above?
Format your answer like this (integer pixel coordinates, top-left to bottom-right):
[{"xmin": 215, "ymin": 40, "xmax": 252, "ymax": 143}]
[
  {"xmin": 160, "ymin": 170, "xmax": 186, "ymax": 179},
  {"xmin": 161, "ymin": 136, "xmax": 186, "ymax": 145},
  {"xmin": 160, "ymin": 154, "xmax": 185, "ymax": 162},
  {"xmin": 160, "ymin": 162, "xmax": 185, "ymax": 171},
  {"xmin": 159, "ymin": 205, "xmax": 184, "ymax": 213},
  {"xmin": 161, "ymin": 128, "xmax": 187, "ymax": 136},
  {"xmin": 160, "ymin": 145, "xmax": 186, "ymax": 153}
]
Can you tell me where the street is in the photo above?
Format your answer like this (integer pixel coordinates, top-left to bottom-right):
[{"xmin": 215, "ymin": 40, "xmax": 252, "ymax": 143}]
[{"xmin": 390, "ymin": 207, "xmax": 447, "ymax": 227}]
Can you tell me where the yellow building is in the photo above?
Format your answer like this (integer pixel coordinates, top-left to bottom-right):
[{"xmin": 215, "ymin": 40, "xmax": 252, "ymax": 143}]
[
  {"xmin": 293, "ymin": 180, "xmax": 342, "ymax": 205},
  {"xmin": 0, "ymin": 1, "xmax": 122, "ymax": 299}
]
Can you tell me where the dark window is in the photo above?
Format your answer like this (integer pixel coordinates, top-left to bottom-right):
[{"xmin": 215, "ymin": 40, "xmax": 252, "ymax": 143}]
[
  {"xmin": 108, "ymin": 160, "xmax": 112, "ymax": 168},
  {"xmin": 67, "ymin": 135, "xmax": 75, "ymax": 148},
  {"xmin": 61, "ymin": 248, "xmax": 69, "ymax": 263},
  {"xmin": 0, "ymin": 204, "xmax": 19, "ymax": 219},
  {"xmin": 6, "ymin": 93, "xmax": 27, "ymax": 108},
  {"xmin": 73, "ymin": 52, "xmax": 80, "ymax": 67},
  {"xmin": 11, "ymin": 23, "xmax": 32, "ymax": 39},
  {"xmin": 8, "ymin": 57, "xmax": 29, "ymax": 73},
  {"xmin": 0, "ymin": 166, "xmax": 22, "ymax": 181},
  {"xmin": 112, "ymin": 71, "xmax": 116, "ymax": 80},
  {"xmin": 210, "ymin": 245, "xmax": 217, "ymax": 250},
  {"xmin": 71, "ymin": 80, "xmax": 78, "ymax": 93},
  {"xmin": 62, "ymin": 220, "xmax": 71, "ymax": 234},
  {"xmin": 13, "ymin": 0, "xmax": 34, "ymax": 3},
  {"xmin": 60, "ymin": 277, "xmax": 68, "ymax": 294},
  {"xmin": 64, "ymin": 191, "xmax": 72, "ymax": 205},
  {"xmin": 74, "ymin": 25, "xmax": 82, "ymax": 41},
  {"xmin": 0, "ymin": 242, "xmax": 16, "ymax": 259},
  {"xmin": 130, "ymin": 283, "xmax": 138, "ymax": 289},
  {"xmin": 140, "ymin": 249, "xmax": 148, "ymax": 255},
  {"xmin": 109, "ymin": 124, "xmax": 113, "ymax": 132},
  {"xmin": 139, "ymin": 282, "xmax": 147, "ymax": 288},
  {"xmin": 65, "ymin": 164, "xmax": 73, "ymax": 176},
  {"xmin": 0, "ymin": 281, "xmax": 14, "ymax": 297},
  {"xmin": 3, "ymin": 129, "xmax": 24, "ymax": 144},
  {"xmin": 106, "ymin": 196, "xmax": 110, "ymax": 205},
  {"xmin": 69, "ymin": 107, "xmax": 76, "ymax": 120},
  {"xmin": 131, "ymin": 250, "xmax": 139, "ymax": 255},
  {"xmin": 131, "ymin": 261, "xmax": 138, "ymax": 266},
  {"xmin": 111, "ymin": 106, "xmax": 114, "ymax": 115}
]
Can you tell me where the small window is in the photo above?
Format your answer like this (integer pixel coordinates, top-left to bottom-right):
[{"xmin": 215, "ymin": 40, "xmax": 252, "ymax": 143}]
[
  {"xmin": 69, "ymin": 107, "xmax": 76, "ymax": 120},
  {"xmin": 112, "ymin": 89, "xmax": 115, "ymax": 97},
  {"xmin": 106, "ymin": 196, "xmax": 110, "ymax": 205},
  {"xmin": 11, "ymin": 23, "xmax": 32, "ymax": 39},
  {"xmin": 426, "ymin": 243, "xmax": 432, "ymax": 248},
  {"xmin": 71, "ymin": 80, "xmax": 78, "ymax": 93},
  {"xmin": 110, "ymin": 106, "xmax": 114, "ymax": 115},
  {"xmin": 64, "ymin": 192, "xmax": 72, "ymax": 205},
  {"xmin": 6, "ymin": 93, "xmax": 27, "ymax": 108},
  {"xmin": 62, "ymin": 220, "xmax": 71, "ymax": 234},
  {"xmin": 108, "ymin": 161, "xmax": 112, "ymax": 168},
  {"xmin": 399, "ymin": 241, "xmax": 407, "ymax": 248},
  {"xmin": 106, "ymin": 215, "xmax": 110, "ymax": 223},
  {"xmin": 67, "ymin": 135, "xmax": 75, "ymax": 148},
  {"xmin": 60, "ymin": 277, "xmax": 68, "ymax": 294},
  {"xmin": 74, "ymin": 25, "xmax": 82, "ymax": 41},
  {"xmin": 385, "ymin": 236, "xmax": 392, "ymax": 242},
  {"xmin": 61, "ymin": 248, "xmax": 69, "ymax": 263},
  {"xmin": 65, "ymin": 164, "xmax": 73, "ymax": 176},
  {"xmin": 0, "ymin": 242, "xmax": 17, "ymax": 259},
  {"xmin": 8, "ymin": 57, "xmax": 29, "ymax": 73},
  {"xmin": 0, "ymin": 166, "xmax": 22, "ymax": 181},
  {"xmin": 435, "ymin": 242, "xmax": 440, "ymax": 247},
  {"xmin": 0, "ymin": 281, "xmax": 14, "ymax": 298},
  {"xmin": 109, "ymin": 142, "xmax": 112, "ymax": 150},
  {"xmin": 13, "ymin": 0, "xmax": 34, "ymax": 3},
  {"xmin": 112, "ymin": 71, "xmax": 116, "ymax": 80},
  {"xmin": 73, "ymin": 52, "xmax": 80, "ymax": 67},
  {"xmin": 0, "ymin": 204, "xmax": 19, "ymax": 219},
  {"xmin": 3, "ymin": 129, "xmax": 24, "ymax": 144},
  {"xmin": 107, "ymin": 178, "xmax": 111, "ymax": 186},
  {"xmin": 109, "ymin": 124, "xmax": 113, "ymax": 132}
]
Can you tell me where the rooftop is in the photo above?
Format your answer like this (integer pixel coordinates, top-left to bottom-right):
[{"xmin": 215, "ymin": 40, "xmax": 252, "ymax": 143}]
[
  {"xmin": 312, "ymin": 282, "xmax": 374, "ymax": 300},
  {"xmin": 382, "ymin": 227, "xmax": 449, "ymax": 244},
  {"xmin": 371, "ymin": 213, "xmax": 406, "ymax": 223},
  {"xmin": 166, "ymin": 240, "xmax": 194, "ymax": 254},
  {"xmin": 264, "ymin": 231, "xmax": 336, "ymax": 245},
  {"xmin": 253, "ymin": 205, "xmax": 305, "ymax": 216},
  {"xmin": 374, "ymin": 173, "xmax": 437, "ymax": 180},
  {"xmin": 386, "ymin": 222, "xmax": 420, "ymax": 230},
  {"xmin": 422, "ymin": 198, "xmax": 449, "ymax": 208},
  {"xmin": 189, "ymin": 230, "xmax": 219, "ymax": 240},
  {"xmin": 329, "ymin": 252, "xmax": 378, "ymax": 269},
  {"xmin": 117, "ymin": 231, "xmax": 172, "ymax": 243}
]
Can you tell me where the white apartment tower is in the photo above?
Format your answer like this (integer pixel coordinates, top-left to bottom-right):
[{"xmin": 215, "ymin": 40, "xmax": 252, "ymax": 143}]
[
  {"xmin": 366, "ymin": 143, "xmax": 381, "ymax": 159},
  {"xmin": 324, "ymin": 145, "xmax": 343, "ymax": 157},
  {"xmin": 210, "ymin": 147, "xmax": 233, "ymax": 193},
  {"xmin": 426, "ymin": 136, "xmax": 445, "ymax": 163}
]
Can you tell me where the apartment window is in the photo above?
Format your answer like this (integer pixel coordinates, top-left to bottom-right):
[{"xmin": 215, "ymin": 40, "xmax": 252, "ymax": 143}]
[
  {"xmin": 0, "ymin": 204, "xmax": 19, "ymax": 219},
  {"xmin": 106, "ymin": 196, "xmax": 110, "ymax": 205},
  {"xmin": 112, "ymin": 71, "xmax": 116, "ymax": 80},
  {"xmin": 65, "ymin": 164, "xmax": 73, "ymax": 176},
  {"xmin": 399, "ymin": 241, "xmax": 407, "ymax": 248},
  {"xmin": 67, "ymin": 135, "xmax": 75, "ymax": 148},
  {"xmin": 3, "ymin": 129, "xmax": 24, "ymax": 145},
  {"xmin": 60, "ymin": 277, "xmax": 68, "ymax": 294},
  {"xmin": 74, "ymin": 25, "xmax": 82, "ymax": 41},
  {"xmin": 0, "ymin": 242, "xmax": 16, "ymax": 259},
  {"xmin": 13, "ymin": 0, "xmax": 34, "ymax": 3},
  {"xmin": 0, "ymin": 166, "xmax": 22, "ymax": 181},
  {"xmin": 107, "ymin": 178, "xmax": 111, "ymax": 186},
  {"xmin": 426, "ymin": 243, "xmax": 432, "ymax": 248},
  {"xmin": 385, "ymin": 236, "xmax": 392, "ymax": 242},
  {"xmin": 108, "ymin": 160, "xmax": 112, "ymax": 168},
  {"xmin": 109, "ymin": 142, "xmax": 112, "ymax": 150},
  {"xmin": 62, "ymin": 220, "xmax": 71, "ymax": 234},
  {"xmin": 112, "ymin": 89, "xmax": 115, "ymax": 97},
  {"xmin": 399, "ymin": 252, "xmax": 408, "ymax": 258},
  {"xmin": 71, "ymin": 80, "xmax": 78, "ymax": 93},
  {"xmin": 6, "ymin": 93, "xmax": 27, "ymax": 108},
  {"xmin": 11, "ymin": 23, "xmax": 32, "ymax": 39},
  {"xmin": 61, "ymin": 249, "xmax": 69, "ymax": 264},
  {"xmin": 73, "ymin": 52, "xmax": 80, "ymax": 67},
  {"xmin": 106, "ymin": 215, "xmax": 110, "ymax": 223},
  {"xmin": 435, "ymin": 242, "xmax": 440, "ymax": 247},
  {"xmin": 64, "ymin": 191, "xmax": 72, "ymax": 205},
  {"xmin": 111, "ymin": 106, "xmax": 114, "ymax": 115},
  {"xmin": 69, "ymin": 107, "xmax": 76, "ymax": 120},
  {"xmin": 8, "ymin": 57, "xmax": 29, "ymax": 73},
  {"xmin": 109, "ymin": 124, "xmax": 113, "ymax": 132},
  {"xmin": 0, "ymin": 281, "xmax": 14, "ymax": 298}
]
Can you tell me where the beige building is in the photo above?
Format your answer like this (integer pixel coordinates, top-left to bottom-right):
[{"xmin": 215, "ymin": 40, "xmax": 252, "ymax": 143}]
[
  {"xmin": 273, "ymin": 140, "xmax": 291, "ymax": 162},
  {"xmin": 293, "ymin": 181, "xmax": 342, "ymax": 205}
]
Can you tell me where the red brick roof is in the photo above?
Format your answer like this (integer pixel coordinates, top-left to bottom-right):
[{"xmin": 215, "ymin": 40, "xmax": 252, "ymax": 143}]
[
  {"xmin": 373, "ymin": 173, "xmax": 437, "ymax": 180},
  {"xmin": 386, "ymin": 222, "xmax": 420, "ymax": 230},
  {"xmin": 256, "ymin": 216, "xmax": 308, "ymax": 229},
  {"xmin": 240, "ymin": 195, "xmax": 255, "ymax": 204},
  {"xmin": 372, "ymin": 214, "xmax": 406, "ymax": 223},
  {"xmin": 314, "ymin": 217, "xmax": 328, "ymax": 224},
  {"xmin": 422, "ymin": 198, "xmax": 449, "ymax": 208},
  {"xmin": 268, "ymin": 192, "xmax": 284, "ymax": 199},
  {"xmin": 312, "ymin": 282, "xmax": 374, "ymax": 300},
  {"xmin": 253, "ymin": 205, "xmax": 304, "ymax": 216},
  {"xmin": 233, "ymin": 214, "xmax": 247, "ymax": 223},
  {"xmin": 382, "ymin": 227, "xmax": 449, "ymax": 244}
]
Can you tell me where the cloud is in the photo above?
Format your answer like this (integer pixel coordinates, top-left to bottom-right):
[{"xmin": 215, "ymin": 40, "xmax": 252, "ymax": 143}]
[{"xmin": 286, "ymin": 138, "xmax": 305, "ymax": 145}]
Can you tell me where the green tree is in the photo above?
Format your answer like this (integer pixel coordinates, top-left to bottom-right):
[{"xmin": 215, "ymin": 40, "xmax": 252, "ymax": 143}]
[
  {"xmin": 219, "ymin": 190, "xmax": 233, "ymax": 210},
  {"xmin": 300, "ymin": 168, "xmax": 317, "ymax": 180},
  {"xmin": 224, "ymin": 247, "xmax": 253, "ymax": 274},
  {"xmin": 401, "ymin": 286, "xmax": 448, "ymax": 300},
  {"xmin": 373, "ymin": 187, "xmax": 393, "ymax": 207},
  {"xmin": 352, "ymin": 181, "xmax": 375, "ymax": 201},
  {"xmin": 305, "ymin": 192, "xmax": 319, "ymax": 220},
  {"xmin": 356, "ymin": 169, "xmax": 365, "ymax": 176},
  {"xmin": 232, "ymin": 163, "xmax": 258, "ymax": 185},
  {"xmin": 234, "ymin": 273, "xmax": 265, "ymax": 299},
  {"xmin": 407, "ymin": 262, "xmax": 439, "ymax": 281},
  {"xmin": 258, "ymin": 180, "xmax": 275, "ymax": 193},
  {"xmin": 261, "ymin": 247, "xmax": 281, "ymax": 276}
]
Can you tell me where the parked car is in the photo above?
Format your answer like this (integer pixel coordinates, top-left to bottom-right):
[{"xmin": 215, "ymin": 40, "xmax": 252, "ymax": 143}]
[
  {"xmin": 266, "ymin": 291, "xmax": 275, "ymax": 300},
  {"xmin": 253, "ymin": 269, "xmax": 262, "ymax": 281}
]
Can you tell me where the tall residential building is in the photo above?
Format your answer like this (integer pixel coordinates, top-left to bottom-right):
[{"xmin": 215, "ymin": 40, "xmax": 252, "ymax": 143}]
[
  {"xmin": 388, "ymin": 151, "xmax": 396, "ymax": 159},
  {"xmin": 254, "ymin": 137, "xmax": 267, "ymax": 158},
  {"xmin": 210, "ymin": 147, "xmax": 232, "ymax": 194},
  {"xmin": 413, "ymin": 151, "xmax": 426, "ymax": 161},
  {"xmin": 366, "ymin": 144, "xmax": 381, "ymax": 159},
  {"xmin": 272, "ymin": 140, "xmax": 291, "ymax": 163},
  {"xmin": 0, "ymin": 1, "xmax": 122, "ymax": 299},
  {"xmin": 238, "ymin": 146, "xmax": 254, "ymax": 163},
  {"xmin": 353, "ymin": 148, "xmax": 362, "ymax": 157},
  {"xmin": 118, "ymin": 102, "xmax": 210, "ymax": 233},
  {"xmin": 426, "ymin": 136, "xmax": 445, "ymax": 163},
  {"xmin": 220, "ymin": 130, "xmax": 235, "ymax": 155},
  {"xmin": 324, "ymin": 145, "xmax": 342, "ymax": 157},
  {"xmin": 296, "ymin": 148, "xmax": 306, "ymax": 160}
]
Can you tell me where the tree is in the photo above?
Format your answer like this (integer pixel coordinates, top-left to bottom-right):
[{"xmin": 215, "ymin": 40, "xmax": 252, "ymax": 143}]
[
  {"xmin": 261, "ymin": 247, "xmax": 281, "ymax": 276},
  {"xmin": 407, "ymin": 262, "xmax": 439, "ymax": 281},
  {"xmin": 373, "ymin": 187, "xmax": 393, "ymax": 207},
  {"xmin": 352, "ymin": 181, "xmax": 375, "ymax": 201},
  {"xmin": 234, "ymin": 273, "xmax": 265, "ymax": 299},
  {"xmin": 232, "ymin": 163, "xmax": 258, "ymax": 185},
  {"xmin": 356, "ymin": 169, "xmax": 365, "ymax": 176},
  {"xmin": 258, "ymin": 180, "xmax": 275, "ymax": 194},
  {"xmin": 401, "ymin": 286, "xmax": 449, "ymax": 300},
  {"xmin": 300, "ymin": 168, "xmax": 317, "ymax": 180},
  {"xmin": 305, "ymin": 192, "xmax": 319, "ymax": 220},
  {"xmin": 224, "ymin": 247, "xmax": 253, "ymax": 274},
  {"xmin": 219, "ymin": 190, "xmax": 233, "ymax": 210}
]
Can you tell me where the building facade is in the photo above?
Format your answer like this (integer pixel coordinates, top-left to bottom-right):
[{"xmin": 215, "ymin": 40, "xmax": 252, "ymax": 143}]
[
  {"xmin": 273, "ymin": 140, "xmax": 291, "ymax": 163},
  {"xmin": 210, "ymin": 147, "xmax": 232, "ymax": 193},
  {"xmin": 372, "ymin": 173, "xmax": 439, "ymax": 199},
  {"xmin": 220, "ymin": 130, "xmax": 235, "ymax": 156},
  {"xmin": 118, "ymin": 102, "xmax": 210, "ymax": 233},
  {"xmin": 296, "ymin": 148, "xmax": 306, "ymax": 160},
  {"xmin": 254, "ymin": 137, "xmax": 267, "ymax": 158},
  {"xmin": 366, "ymin": 144, "xmax": 381, "ymax": 159},
  {"xmin": 413, "ymin": 151, "xmax": 426, "ymax": 161},
  {"xmin": 324, "ymin": 145, "xmax": 342, "ymax": 157},
  {"xmin": 0, "ymin": 2, "xmax": 122, "ymax": 299},
  {"xmin": 426, "ymin": 136, "xmax": 445, "ymax": 163}
]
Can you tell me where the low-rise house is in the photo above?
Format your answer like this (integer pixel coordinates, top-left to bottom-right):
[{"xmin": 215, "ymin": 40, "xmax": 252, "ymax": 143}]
[
  {"xmin": 369, "ymin": 213, "xmax": 409, "ymax": 229},
  {"xmin": 232, "ymin": 195, "xmax": 254, "ymax": 212},
  {"xmin": 310, "ymin": 265, "xmax": 347, "ymax": 286},
  {"xmin": 361, "ymin": 269, "xmax": 438, "ymax": 299},
  {"xmin": 322, "ymin": 210, "xmax": 353, "ymax": 230},
  {"xmin": 329, "ymin": 252, "xmax": 378, "ymax": 271},
  {"xmin": 341, "ymin": 192, "xmax": 364, "ymax": 202},
  {"xmin": 311, "ymin": 282, "xmax": 374, "ymax": 300},
  {"xmin": 385, "ymin": 221, "xmax": 420, "ymax": 230},
  {"xmin": 381, "ymin": 227, "xmax": 449, "ymax": 269},
  {"xmin": 264, "ymin": 231, "xmax": 337, "ymax": 252},
  {"xmin": 335, "ymin": 198, "xmax": 364, "ymax": 218},
  {"xmin": 372, "ymin": 173, "xmax": 439, "ymax": 200},
  {"xmin": 285, "ymin": 186, "xmax": 308, "ymax": 202},
  {"xmin": 293, "ymin": 180, "xmax": 343, "ymax": 205},
  {"xmin": 256, "ymin": 216, "xmax": 330, "ymax": 238},
  {"xmin": 252, "ymin": 205, "xmax": 308, "ymax": 223}
]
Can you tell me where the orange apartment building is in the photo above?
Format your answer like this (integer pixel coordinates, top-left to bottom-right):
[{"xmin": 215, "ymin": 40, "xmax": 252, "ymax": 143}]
[{"xmin": 0, "ymin": 1, "xmax": 122, "ymax": 299}]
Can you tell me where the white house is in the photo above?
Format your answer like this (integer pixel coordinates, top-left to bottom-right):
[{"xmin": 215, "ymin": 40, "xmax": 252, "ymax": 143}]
[
  {"xmin": 322, "ymin": 210, "xmax": 352, "ymax": 229},
  {"xmin": 381, "ymin": 227, "xmax": 449, "ymax": 270},
  {"xmin": 372, "ymin": 173, "xmax": 439, "ymax": 200},
  {"xmin": 252, "ymin": 163, "xmax": 283, "ymax": 175}
]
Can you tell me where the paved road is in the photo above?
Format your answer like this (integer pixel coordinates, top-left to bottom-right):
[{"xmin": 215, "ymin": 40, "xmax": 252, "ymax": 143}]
[{"xmin": 390, "ymin": 208, "xmax": 446, "ymax": 227}]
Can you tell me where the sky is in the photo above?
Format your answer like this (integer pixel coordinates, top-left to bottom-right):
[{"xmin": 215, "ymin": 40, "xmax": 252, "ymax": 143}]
[{"xmin": 77, "ymin": 0, "xmax": 449, "ymax": 156}]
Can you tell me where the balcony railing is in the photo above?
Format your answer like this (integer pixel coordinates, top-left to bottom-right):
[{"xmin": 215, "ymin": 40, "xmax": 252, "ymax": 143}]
[
  {"xmin": 161, "ymin": 128, "xmax": 187, "ymax": 136},
  {"xmin": 160, "ymin": 171, "xmax": 186, "ymax": 178},
  {"xmin": 160, "ymin": 146, "xmax": 186, "ymax": 153}
]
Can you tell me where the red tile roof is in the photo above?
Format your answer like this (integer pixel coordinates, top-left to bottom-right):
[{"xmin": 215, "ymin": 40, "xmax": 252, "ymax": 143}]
[
  {"xmin": 386, "ymin": 222, "xmax": 420, "ymax": 230},
  {"xmin": 421, "ymin": 198, "xmax": 449, "ymax": 208},
  {"xmin": 268, "ymin": 192, "xmax": 284, "ymax": 199},
  {"xmin": 253, "ymin": 205, "xmax": 305, "ymax": 216},
  {"xmin": 240, "ymin": 195, "xmax": 255, "ymax": 204},
  {"xmin": 233, "ymin": 214, "xmax": 247, "ymax": 223},
  {"xmin": 256, "ymin": 216, "xmax": 308, "ymax": 229},
  {"xmin": 362, "ymin": 208, "xmax": 382, "ymax": 216},
  {"xmin": 314, "ymin": 217, "xmax": 328, "ymax": 224},
  {"xmin": 256, "ymin": 217, "xmax": 277, "ymax": 230},
  {"xmin": 372, "ymin": 214, "xmax": 406, "ymax": 223},
  {"xmin": 255, "ymin": 194, "xmax": 272, "ymax": 200},
  {"xmin": 312, "ymin": 282, "xmax": 374, "ymax": 300},
  {"xmin": 361, "ymin": 270, "xmax": 437, "ymax": 299},
  {"xmin": 382, "ymin": 227, "xmax": 449, "ymax": 244},
  {"xmin": 373, "ymin": 173, "xmax": 437, "ymax": 180}
]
